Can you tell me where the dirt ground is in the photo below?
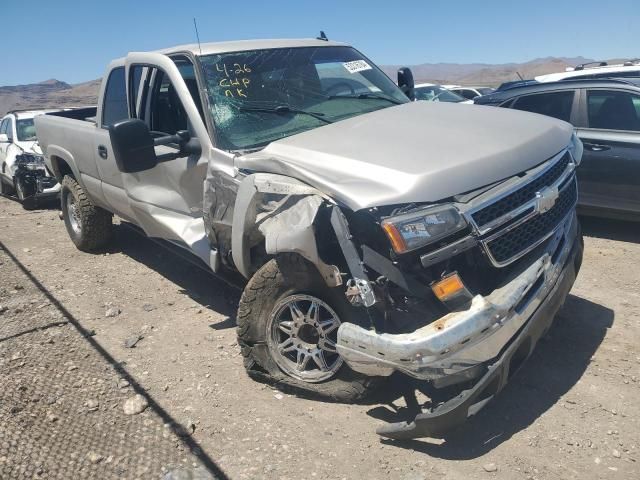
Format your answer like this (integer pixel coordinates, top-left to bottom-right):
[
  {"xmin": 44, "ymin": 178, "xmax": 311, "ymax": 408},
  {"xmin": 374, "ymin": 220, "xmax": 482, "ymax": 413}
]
[{"xmin": 0, "ymin": 196, "xmax": 638, "ymax": 480}]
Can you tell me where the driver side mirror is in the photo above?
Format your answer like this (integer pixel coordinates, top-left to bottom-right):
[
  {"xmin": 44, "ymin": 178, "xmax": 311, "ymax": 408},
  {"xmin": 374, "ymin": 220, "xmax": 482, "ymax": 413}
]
[
  {"xmin": 0, "ymin": 133, "xmax": 9, "ymax": 143},
  {"xmin": 109, "ymin": 119, "xmax": 158, "ymax": 173},
  {"xmin": 398, "ymin": 67, "xmax": 415, "ymax": 101},
  {"xmin": 109, "ymin": 119, "xmax": 202, "ymax": 174}
]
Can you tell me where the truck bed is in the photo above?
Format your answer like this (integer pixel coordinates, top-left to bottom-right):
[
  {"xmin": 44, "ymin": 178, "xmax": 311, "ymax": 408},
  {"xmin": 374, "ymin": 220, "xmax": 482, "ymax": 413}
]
[
  {"xmin": 45, "ymin": 106, "xmax": 97, "ymax": 123},
  {"xmin": 34, "ymin": 107, "xmax": 104, "ymax": 205}
]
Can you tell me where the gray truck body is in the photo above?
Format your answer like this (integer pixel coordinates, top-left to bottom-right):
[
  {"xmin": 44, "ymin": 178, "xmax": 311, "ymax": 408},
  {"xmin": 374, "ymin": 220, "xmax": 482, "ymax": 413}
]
[{"xmin": 35, "ymin": 38, "xmax": 583, "ymax": 439}]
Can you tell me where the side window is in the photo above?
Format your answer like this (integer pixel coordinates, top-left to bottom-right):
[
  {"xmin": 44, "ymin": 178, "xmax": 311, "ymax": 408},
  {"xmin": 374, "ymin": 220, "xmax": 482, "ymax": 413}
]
[
  {"xmin": 587, "ymin": 90, "xmax": 640, "ymax": 131},
  {"xmin": 5, "ymin": 118, "xmax": 14, "ymax": 141},
  {"xmin": 130, "ymin": 59, "xmax": 204, "ymax": 138},
  {"xmin": 101, "ymin": 67, "xmax": 129, "ymax": 128},
  {"xmin": 150, "ymin": 71, "xmax": 188, "ymax": 135},
  {"xmin": 0, "ymin": 119, "xmax": 7, "ymax": 136},
  {"xmin": 512, "ymin": 91, "xmax": 575, "ymax": 122},
  {"xmin": 147, "ymin": 61, "xmax": 204, "ymax": 136},
  {"xmin": 460, "ymin": 89, "xmax": 478, "ymax": 100},
  {"xmin": 129, "ymin": 65, "xmax": 148, "ymax": 119}
]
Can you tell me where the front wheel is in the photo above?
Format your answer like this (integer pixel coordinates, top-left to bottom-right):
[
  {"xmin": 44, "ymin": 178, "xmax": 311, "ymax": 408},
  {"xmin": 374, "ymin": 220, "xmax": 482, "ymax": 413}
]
[
  {"xmin": 15, "ymin": 178, "xmax": 37, "ymax": 210},
  {"xmin": 236, "ymin": 254, "xmax": 380, "ymax": 402},
  {"xmin": 60, "ymin": 175, "xmax": 113, "ymax": 252},
  {"xmin": 0, "ymin": 175, "xmax": 15, "ymax": 196}
]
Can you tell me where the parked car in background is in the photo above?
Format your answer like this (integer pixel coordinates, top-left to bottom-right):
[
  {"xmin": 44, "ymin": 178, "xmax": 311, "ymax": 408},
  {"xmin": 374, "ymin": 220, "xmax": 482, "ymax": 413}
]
[
  {"xmin": 413, "ymin": 83, "xmax": 472, "ymax": 103},
  {"xmin": 444, "ymin": 85, "xmax": 496, "ymax": 100},
  {"xmin": 0, "ymin": 110, "xmax": 61, "ymax": 209},
  {"xmin": 535, "ymin": 59, "xmax": 640, "ymax": 83},
  {"xmin": 476, "ymin": 78, "xmax": 640, "ymax": 221}
]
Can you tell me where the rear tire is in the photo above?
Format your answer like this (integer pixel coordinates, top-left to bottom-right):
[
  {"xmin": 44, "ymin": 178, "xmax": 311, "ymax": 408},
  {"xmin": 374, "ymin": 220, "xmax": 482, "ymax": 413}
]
[
  {"xmin": 60, "ymin": 175, "xmax": 113, "ymax": 251},
  {"xmin": 237, "ymin": 254, "xmax": 381, "ymax": 402}
]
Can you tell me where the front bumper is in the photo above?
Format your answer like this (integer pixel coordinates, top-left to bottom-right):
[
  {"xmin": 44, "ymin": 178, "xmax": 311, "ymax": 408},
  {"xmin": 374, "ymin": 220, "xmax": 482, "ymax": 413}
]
[
  {"xmin": 337, "ymin": 212, "xmax": 582, "ymax": 438},
  {"xmin": 337, "ymin": 212, "xmax": 579, "ymax": 381}
]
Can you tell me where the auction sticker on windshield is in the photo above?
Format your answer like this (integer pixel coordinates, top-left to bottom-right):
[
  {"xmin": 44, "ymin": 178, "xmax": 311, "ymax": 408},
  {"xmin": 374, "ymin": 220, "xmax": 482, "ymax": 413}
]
[{"xmin": 343, "ymin": 60, "xmax": 372, "ymax": 74}]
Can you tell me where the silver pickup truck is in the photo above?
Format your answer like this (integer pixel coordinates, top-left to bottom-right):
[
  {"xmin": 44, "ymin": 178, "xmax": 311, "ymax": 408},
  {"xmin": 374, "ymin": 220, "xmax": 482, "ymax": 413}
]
[{"xmin": 35, "ymin": 38, "xmax": 584, "ymax": 439}]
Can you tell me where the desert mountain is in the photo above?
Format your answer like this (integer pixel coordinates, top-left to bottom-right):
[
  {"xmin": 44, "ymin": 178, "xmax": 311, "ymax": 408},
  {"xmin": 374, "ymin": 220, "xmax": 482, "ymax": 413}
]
[
  {"xmin": 0, "ymin": 56, "xmax": 601, "ymax": 116},
  {"xmin": 0, "ymin": 79, "xmax": 100, "ymax": 116},
  {"xmin": 379, "ymin": 56, "xmax": 595, "ymax": 85}
]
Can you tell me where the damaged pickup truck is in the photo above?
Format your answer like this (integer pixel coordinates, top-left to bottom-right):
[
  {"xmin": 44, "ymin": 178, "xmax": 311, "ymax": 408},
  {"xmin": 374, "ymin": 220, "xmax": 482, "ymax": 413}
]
[{"xmin": 35, "ymin": 38, "xmax": 584, "ymax": 439}]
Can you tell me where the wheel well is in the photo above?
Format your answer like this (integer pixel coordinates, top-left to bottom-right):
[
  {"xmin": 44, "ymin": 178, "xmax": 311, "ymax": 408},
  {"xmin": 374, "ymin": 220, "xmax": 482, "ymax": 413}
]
[{"xmin": 50, "ymin": 155, "xmax": 74, "ymax": 181}]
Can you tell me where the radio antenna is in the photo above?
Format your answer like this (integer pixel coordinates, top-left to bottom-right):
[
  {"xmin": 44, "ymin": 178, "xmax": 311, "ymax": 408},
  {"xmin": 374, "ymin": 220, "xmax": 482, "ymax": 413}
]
[{"xmin": 193, "ymin": 18, "xmax": 203, "ymax": 55}]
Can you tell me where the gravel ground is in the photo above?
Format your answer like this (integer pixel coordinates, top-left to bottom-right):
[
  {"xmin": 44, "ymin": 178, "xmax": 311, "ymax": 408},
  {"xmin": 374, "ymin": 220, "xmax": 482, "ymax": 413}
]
[{"xmin": 0, "ymin": 195, "xmax": 638, "ymax": 479}]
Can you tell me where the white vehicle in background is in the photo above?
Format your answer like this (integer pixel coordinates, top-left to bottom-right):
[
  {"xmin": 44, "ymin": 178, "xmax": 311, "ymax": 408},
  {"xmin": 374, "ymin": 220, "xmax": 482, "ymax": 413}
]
[
  {"xmin": 0, "ymin": 109, "xmax": 61, "ymax": 209},
  {"xmin": 414, "ymin": 83, "xmax": 472, "ymax": 103},
  {"xmin": 443, "ymin": 85, "xmax": 496, "ymax": 100},
  {"xmin": 535, "ymin": 59, "xmax": 640, "ymax": 83}
]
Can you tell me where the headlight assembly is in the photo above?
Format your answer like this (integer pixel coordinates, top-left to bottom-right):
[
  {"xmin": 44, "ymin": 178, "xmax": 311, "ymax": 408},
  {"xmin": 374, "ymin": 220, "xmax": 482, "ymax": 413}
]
[
  {"xmin": 15, "ymin": 154, "xmax": 45, "ymax": 171},
  {"xmin": 381, "ymin": 204, "xmax": 467, "ymax": 254}
]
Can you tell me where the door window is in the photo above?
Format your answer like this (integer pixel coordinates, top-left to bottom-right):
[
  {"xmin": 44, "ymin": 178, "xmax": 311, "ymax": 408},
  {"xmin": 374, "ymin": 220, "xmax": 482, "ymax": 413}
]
[
  {"xmin": 458, "ymin": 89, "xmax": 478, "ymax": 100},
  {"xmin": 587, "ymin": 90, "xmax": 640, "ymax": 131},
  {"xmin": 1, "ymin": 118, "xmax": 14, "ymax": 141},
  {"xmin": 5, "ymin": 118, "xmax": 13, "ymax": 141},
  {"xmin": 512, "ymin": 91, "xmax": 575, "ymax": 122},
  {"xmin": 131, "ymin": 60, "xmax": 203, "ymax": 137},
  {"xmin": 102, "ymin": 67, "xmax": 129, "ymax": 128}
]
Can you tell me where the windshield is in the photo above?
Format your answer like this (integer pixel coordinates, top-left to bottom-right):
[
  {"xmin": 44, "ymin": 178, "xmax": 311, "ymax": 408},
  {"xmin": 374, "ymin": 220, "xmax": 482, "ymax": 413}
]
[
  {"xmin": 200, "ymin": 46, "xmax": 409, "ymax": 150},
  {"xmin": 477, "ymin": 87, "xmax": 495, "ymax": 95},
  {"xmin": 16, "ymin": 118, "xmax": 37, "ymax": 141},
  {"xmin": 414, "ymin": 85, "xmax": 465, "ymax": 103}
]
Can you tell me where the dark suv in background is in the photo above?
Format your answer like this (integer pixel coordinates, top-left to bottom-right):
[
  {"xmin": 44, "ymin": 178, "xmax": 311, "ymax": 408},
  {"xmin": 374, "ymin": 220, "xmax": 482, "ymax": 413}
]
[{"xmin": 476, "ymin": 79, "xmax": 640, "ymax": 221}]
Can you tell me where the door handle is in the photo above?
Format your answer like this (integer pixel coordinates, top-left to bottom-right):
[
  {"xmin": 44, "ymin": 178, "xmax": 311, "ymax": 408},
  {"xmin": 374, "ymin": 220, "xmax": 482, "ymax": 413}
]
[
  {"xmin": 98, "ymin": 145, "xmax": 108, "ymax": 159},
  {"xmin": 583, "ymin": 143, "xmax": 610, "ymax": 152}
]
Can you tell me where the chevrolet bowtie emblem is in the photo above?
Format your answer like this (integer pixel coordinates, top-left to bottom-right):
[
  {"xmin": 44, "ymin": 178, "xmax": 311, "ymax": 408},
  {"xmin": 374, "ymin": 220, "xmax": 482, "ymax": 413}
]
[{"xmin": 535, "ymin": 186, "xmax": 560, "ymax": 214}]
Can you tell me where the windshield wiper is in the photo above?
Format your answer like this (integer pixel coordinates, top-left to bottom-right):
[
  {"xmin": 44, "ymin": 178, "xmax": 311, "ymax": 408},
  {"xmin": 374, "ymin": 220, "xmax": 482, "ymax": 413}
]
[
  {"xmin": 237, "ymin": 105, "xmax": 333, "ymax": 124},
  {"xmin": 326, "ymin": 92, "xmax": 403, "ymax": 105}
]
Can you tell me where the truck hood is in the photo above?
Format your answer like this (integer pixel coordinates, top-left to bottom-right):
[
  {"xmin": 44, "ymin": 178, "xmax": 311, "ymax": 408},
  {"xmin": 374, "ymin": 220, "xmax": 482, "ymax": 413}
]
[
  {"xmin": 15, "ymin": 140, "xmax": 43, "ymax": 155},
  {"xmin": 236, "ymin": 101, "xmax": 574, "ymax": 211}
]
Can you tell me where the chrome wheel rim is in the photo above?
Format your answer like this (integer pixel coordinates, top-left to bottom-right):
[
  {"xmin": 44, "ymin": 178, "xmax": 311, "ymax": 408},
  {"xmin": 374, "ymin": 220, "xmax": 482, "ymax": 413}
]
[
  {"xmin": 66, "ymin": 193, "xmax": 81, "ymax": 234},
  {"xmin": 268, "ymin": 294, "xmax": 343, "ymax": 383}
]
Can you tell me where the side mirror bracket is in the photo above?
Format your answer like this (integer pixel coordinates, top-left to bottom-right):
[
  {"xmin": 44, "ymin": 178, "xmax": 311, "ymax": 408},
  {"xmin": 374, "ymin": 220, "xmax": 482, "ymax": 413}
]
[
  {"xmin": 109, "ymin": 120, "xmax": 202, "ymax": 173},
  {"xmin": 153, "ymin": 129, "xmax": 201, "ymax": 161}
]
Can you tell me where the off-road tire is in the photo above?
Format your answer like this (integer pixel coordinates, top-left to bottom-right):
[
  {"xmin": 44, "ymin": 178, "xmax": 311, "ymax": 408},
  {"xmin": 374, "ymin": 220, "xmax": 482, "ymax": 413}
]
[
  {"xmin": 237, "ymin": 254, "xmax": 381, "ymax": 402},
  {"xmin": 60, "ymin": 175, "xmax": 113, "ymax": 252}
]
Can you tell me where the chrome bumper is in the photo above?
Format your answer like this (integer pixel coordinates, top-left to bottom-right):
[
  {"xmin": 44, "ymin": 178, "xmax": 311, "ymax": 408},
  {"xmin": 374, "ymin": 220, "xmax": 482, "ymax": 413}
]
[{"xmin": 336, "ymin": 212, "xmax": 578, "ymax": 381}]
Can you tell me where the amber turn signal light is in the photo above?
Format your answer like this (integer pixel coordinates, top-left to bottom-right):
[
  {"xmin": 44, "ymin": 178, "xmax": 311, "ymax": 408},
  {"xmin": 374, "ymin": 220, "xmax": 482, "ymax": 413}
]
[
  {"xmin": 431, "ymin": 273, "xmax": 465, "ymax": 301},
  {"xmin": 381, "ymin": 222, "xmax": 407, "ymax": 254}
]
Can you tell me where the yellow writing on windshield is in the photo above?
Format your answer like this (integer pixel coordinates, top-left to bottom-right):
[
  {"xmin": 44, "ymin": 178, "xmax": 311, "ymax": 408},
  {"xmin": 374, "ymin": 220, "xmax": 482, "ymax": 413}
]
[{"xmin": 216, "ymin": 63, "xmax": 251, "ymax": 98}]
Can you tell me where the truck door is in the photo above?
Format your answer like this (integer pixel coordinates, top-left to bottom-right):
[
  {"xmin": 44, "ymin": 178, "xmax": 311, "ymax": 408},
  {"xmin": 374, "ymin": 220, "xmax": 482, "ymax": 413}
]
[
  {"xmin": 94, "ymin": 65, "xmax": 138, "ymax": 221},
  {"xmin": 576, "ymin": 88, "xmax": 640, "ymax": 215},
  {"xmin": 119, "ymin": 53, "xmax": 217, "ymax": 265}
]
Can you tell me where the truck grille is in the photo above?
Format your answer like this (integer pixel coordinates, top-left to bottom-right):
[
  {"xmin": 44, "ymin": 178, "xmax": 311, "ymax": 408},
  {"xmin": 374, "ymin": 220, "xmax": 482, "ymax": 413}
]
[
  {"xmin": 472, "ymin": 152, "xmax": 572, "ymax": 228},
  {"xmin": 485, "ymin": 178, "xmax": 577, "ymax": 264}
]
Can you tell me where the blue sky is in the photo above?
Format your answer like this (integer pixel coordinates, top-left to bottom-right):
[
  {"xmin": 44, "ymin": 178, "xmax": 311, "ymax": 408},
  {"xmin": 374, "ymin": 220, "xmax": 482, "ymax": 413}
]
[{"xmin": 3, "ymin": 0, "xmax": 638, "ymax": 85}]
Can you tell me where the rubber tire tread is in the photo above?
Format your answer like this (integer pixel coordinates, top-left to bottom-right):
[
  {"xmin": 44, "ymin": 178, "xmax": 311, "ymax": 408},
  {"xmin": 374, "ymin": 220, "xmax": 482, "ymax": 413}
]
[
  {"xmin": 61, "ymin": 175, "xmax": 113, "ymax": 252},
  {"xmin": 236, "ymin": 253, "xmax": 381, "ymax": 403}
]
